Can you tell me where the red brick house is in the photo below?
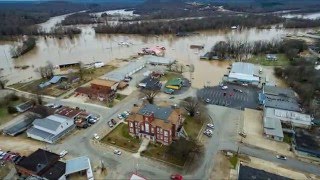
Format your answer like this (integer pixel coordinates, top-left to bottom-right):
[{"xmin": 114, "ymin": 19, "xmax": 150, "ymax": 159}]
[{"xmin": 127, "ymin": 104, "xmax": 183, "ymax": 145}]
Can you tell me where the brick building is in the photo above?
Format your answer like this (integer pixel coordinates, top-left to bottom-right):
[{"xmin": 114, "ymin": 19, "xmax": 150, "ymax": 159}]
[{"xmin": 127, "ymin": 104, "xmax": 183, "ymax": 145}]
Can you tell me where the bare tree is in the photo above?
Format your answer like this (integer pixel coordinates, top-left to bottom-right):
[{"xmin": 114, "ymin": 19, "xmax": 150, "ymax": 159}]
[
  {"xmin": 0, "ymin": 69, "xmax": 7, "ymax": 89},
  {"xmin": 78, "ymin": 61, "xmax": 85, "ymax": 80},
  {"xmin": 142, "ymin": 89, "xmax": 159, "ymax": 104},
  {"xmin": 180, "ymin": 97, "xmax": 201, "ymax": 117}
]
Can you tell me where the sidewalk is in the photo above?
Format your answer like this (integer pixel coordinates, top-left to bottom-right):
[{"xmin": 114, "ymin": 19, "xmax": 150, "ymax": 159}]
[{"xmin": 132, "ymin": 138, "xmax": 150, "ymax": 158}]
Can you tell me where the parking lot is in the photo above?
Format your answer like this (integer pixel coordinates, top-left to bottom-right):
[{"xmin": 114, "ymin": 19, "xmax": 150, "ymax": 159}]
[{"xmin": 197, "ymin": 83, "xmax": 260, "ymax": 110}]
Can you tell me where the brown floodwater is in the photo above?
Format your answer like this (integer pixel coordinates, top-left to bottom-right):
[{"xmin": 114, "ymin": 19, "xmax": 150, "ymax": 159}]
[{"xmin": 0, "ymin": 17, "xmax": 311, "ymax": 87}]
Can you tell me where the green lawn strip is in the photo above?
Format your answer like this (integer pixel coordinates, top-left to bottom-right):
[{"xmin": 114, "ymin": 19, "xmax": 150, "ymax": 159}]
[
  {"xmin": 101, "ymin": 123, "xmax": 140, "ymax": 152},
  {"xmin": 247, "ymin": 54, "xmax": 290, "ymax": 66},
  {"xmin": 115, "ymin": 93, "xmax": 127, "ymax": 101},
  {"xmin": 160, "ymin": 72, "xmax": 183, "ymax": 81},
  {"xmin": 229, "ymin": 154, "xmax": 238, "ymax": 169},
  {"xmin": 183, "ymin": 115, "xmax": 204, "ymax": 139},
  {"xmin": 141, "ymin": 143, "xmax": 186, "ymax": 167},
  {"xmin": 283, "ymin": 133, "xmax": 292, "ymax": 144}
]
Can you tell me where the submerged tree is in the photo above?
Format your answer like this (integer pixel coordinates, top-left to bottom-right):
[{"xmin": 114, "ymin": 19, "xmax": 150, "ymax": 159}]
[{"xmin": 142, "ymin": 89, "xmax": 159, "ymax": 104}]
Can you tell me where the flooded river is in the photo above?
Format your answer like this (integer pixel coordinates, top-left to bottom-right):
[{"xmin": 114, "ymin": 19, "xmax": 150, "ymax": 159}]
[{"xmin": 0, "ymin": 10, "xmax": 315, "ymax": 88}]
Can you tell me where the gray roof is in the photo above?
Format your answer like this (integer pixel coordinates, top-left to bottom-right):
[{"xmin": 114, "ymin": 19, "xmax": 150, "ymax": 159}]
[
  {"xmin": 230, "ymin": 62, "xmax": 255, "ymax": 75},
  {"xmin": 264, "ymin": 94, "xmax": 300, "ymax": 112},
  {"xmin": 49, "ymin": 76, "xmax": 67, "ymax": 84},
  {"xmin": 4, "ymin": 117, "xmax": 34, "ymax": 136},
  {"xmin": 101, "ymin": 61, "xmax": 145, "ymax": 81},
  {"xmin": 264, "ymin": 110, "xmax": 284, "ymax": 138},
  {"xmin": 138, "ymin": 104, "xmax": 173, "ymax": 121},
  {"xmin": 263, "ymin": 86, "xmax": 296, "ymax": 98},
  {"xmin": 27, "ymin": 127, "xmax": 55, "ymax": 140},
  {"xmin": 32, "ymin": 115, "xmax": 72, "ymax": 132},
  {"xmin": 65, "ymin": 156, "xmax": 91, "ymax": 175},
  {"xmin": 264, "ymin": 107, "xmax": 312, "ymax": 126}
]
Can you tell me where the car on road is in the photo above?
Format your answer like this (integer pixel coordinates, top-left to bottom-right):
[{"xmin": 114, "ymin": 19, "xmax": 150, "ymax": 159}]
[
  {"xmin": 171, "ymin": 174, "xmax": 183, "ymax": 180},
  {"xmin": 93, "ymin": 133, "xmax": 100, "ymax": 140},
  {"xmin": 207, "ymin": 123, "xmax": 214, "ymax": 129},
  {"xmin": 114, "ymin": 149, "xmax": 122, "ymax": 155},
  {"xmin": 221, "ymin": 86, "xmax": 228, "ymax": 90},
  {"xmin": 203, "ymin": 129, "xmax": 212, "ymax": 137},
  {"xmin": 276, "ymin": 155, "xmax": 287, "ymax": 160},
  {"xmin": 88, "ymin": 119, "xmax": 97, "ymax": 124},
  {"xmin": 59, "ymin": 150, "xmax": 68, "ymax": 158}
]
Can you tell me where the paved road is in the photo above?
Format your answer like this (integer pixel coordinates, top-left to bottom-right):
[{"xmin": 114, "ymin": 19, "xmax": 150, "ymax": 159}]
[{"xmin": 239, "ymin": 144, "xmax": 320, "ymax": 176}]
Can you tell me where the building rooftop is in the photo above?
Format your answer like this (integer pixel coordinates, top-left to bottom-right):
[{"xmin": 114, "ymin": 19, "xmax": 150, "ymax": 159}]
[
  {"xmin": 263, "ymin": 115, "xmax": 284, "ymax": 138},
  {"xmin": 55, "ymin": 107, "xmax": 82, "ymax": 119},
  {"xmin": 294, "ymin": 128, "xmax": 320, "ymax": 157},
  {"xmin": 262, "ymin": 93, "xmax": 300, "ymax": 112},
  {"xmin": 48, "ymin": 76, "xmax": 67, "ymax": 84},
  {"xmin": 101, "ymin": 61, "xmax": 145, "ymax": 82},
  {"xmin": 238, "ymin": 164, "xmax": 291, "ymax": 180},
  {"xmin": 33, "ymin": 115, "xmax": 72, "ymax": 132},
  {"xmin": 65, "ymin": 156, "xmax": 91, "ymax": 175},
  {"xmin": 140, "ymin": 77, "xmax": 161, "ymax": 90},
  {"xmin": 138, "ymin": 104, "xmax": 173, "ymax": 121},
  {"xmin": 264, "ymin": 107, "xmax": 312, "ymax": 126},
  {"xmin": 263, "ymin": 86, "xmax": 296, "ymax": 98},
  {"xmin": 166, "ymin": 78, "xmax": 183, "ymax": 86},
  {"xmin": 143, "ymin": 55, "xmax": 175, "ymax": 65},
  {"xmin": 228, "ymin": 62, "xmax": 260, "ymax": 82},
  {"xmin": 17, "ymin": 149, "xmax": 60, "ymax": 174},
  {"xmin": 90, "ymin": 79, "xmax": 117, "ymax": 87},
  {"xmin": 41, "ymin": 161, "xmax": 66, "ymax": 180}
]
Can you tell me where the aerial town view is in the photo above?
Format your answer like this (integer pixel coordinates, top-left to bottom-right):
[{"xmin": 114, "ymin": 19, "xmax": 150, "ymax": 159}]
[{"xmin": 1, "ymin": 0, "xmax": 320, "ymax": 179}]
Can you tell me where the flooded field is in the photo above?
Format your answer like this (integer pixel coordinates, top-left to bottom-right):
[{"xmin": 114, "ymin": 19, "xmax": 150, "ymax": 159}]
[{"xmin": 0, "ymin": 10, "xmax": 314, "ymax": 87}]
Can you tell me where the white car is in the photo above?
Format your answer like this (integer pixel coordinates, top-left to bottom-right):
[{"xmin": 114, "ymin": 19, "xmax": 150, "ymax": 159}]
[
  {"xmin": 114, "ymin": 150, "xmax": 122, "ymax": 155},
  {"xmin": 276, "ymin": 155, "xmax": 287, "ymax": 160},
  {"xmin": 59, "ymin": 150, "xmax": 68, "ymax": 158},
  {"xmin": 206, "ymin": 129, "xmax": 213, "ymax": 134},
  {"xmin": 123, "ymin": 111, "xmax": 130, "ymax": 116},
  {"xmin": 242, "ymin": 83, "xmax": 248, "ymax": 86},
  {"xmin": 203, "ymin": 130, "xmax": 212, "ymax": 137},
  {"xmin": 118, "ymin": 114, "xmax": 124, "ymax": 119},
  {"xmin": 205, "ymin": 98, "xmax": 210, "ymax": 103},
  {"xmin": 207, "ymin": 123, "xmax": 214, "ymax": 129},
  {"xmin": 93, "ymin": 133, "xmax": 100, "ymax": 140},
  {"xmin": 221, "ymin": 86, "xmax": 228, "ymax": 90}
]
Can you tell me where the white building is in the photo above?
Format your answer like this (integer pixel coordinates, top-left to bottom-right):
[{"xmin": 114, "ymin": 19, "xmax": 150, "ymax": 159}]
[
  {"xmin": 27, "ymin": 115, "xmax": 75, "ymax": 143},
  {"xmin": 264, "ymin": 107, "xmax": 312, "ymax": 128},
  {"xmin": 101, "ymin": 61, "xmax": 145, "ymax": 82},
  {"xmin": 227, "ymin": 62, "xmax": 260, "ymax": 85}
]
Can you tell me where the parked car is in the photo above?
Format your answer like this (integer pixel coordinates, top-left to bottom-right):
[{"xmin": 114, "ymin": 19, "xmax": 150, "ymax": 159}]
[
  {"xmin": 114, "ymin": 149, "xmax": 122, "ymax": 155},
  {"xmin": 88, "ymin": 119, "xmax": 97, "ymax": 124},
  {"xmin": 111, "ymin": 119, "xmax": 117, "ymax": 125},
  {"xmin": 242, "ymin": 83, "xmax": 248, "ymax": 86},
  {"xmin": 108, "ymin": 121, "xmax": 114, "ymax": 128},
  {"xmin": 123, "ymin": 111, "xmax": 130, "ymax": 116},
  {"xmin": 276, "ymin": 155, "xmax": 287, "ymax": 160},
  {"xmin": 207, "ymin": 123, "xmax": 214, "ymax": 129},
  {"xmin": 203, "ymin": 130, "xmax": 212, "ymax": 137},
  {"xmin": 59, "ymin": 150, "xmax": 68, "ymax": 158},
  {"xmin": 205, "ymin": 98, "xmax": 210, "ymax": 103},
  {"xmin": 171, "ymin": 174, "xmax": 183, "ymax": 180},
  {"xmin": 233, "ymin": 88, "xmax": 243, "ymax": 93},
  {"xmin": 118, "ymin": 114, "xmax": 124, "ymax": 119},
  {"xmin": 93, "ymin": 133, "xmax": 100, "ymax": 140},
  {"xmin": 221, "ymin": 86, "xmax": 228, "ymax": 90}
]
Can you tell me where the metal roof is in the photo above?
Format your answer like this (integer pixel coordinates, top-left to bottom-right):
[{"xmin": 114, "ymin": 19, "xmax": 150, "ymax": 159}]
[
  {"xmin": 27, "ymin": 127, "xmax": 55, "ymax": 141},
  {"xmin": 143, "ymin": 55, "xmax": 175, "ymax": 65},
  {"xmin": 138, "ymin": 104, "xmax": 173, "ymax": 121},
  {"xmin": 264, "ymin": 94, "xmax": 300, "ymax": 112},
  {"xmin": 32, "ymin": 115, "xmax": 72, "ymax": 132},
  {"xmin": 65, "ymin": 156, "xmax": 91, "ymax": 175},
  {"xmin": 239, "ymin": 164, "xmax": 290, "ymax": 180},
  {"xmin": 263, "ymin": 116, "xmax": 284, "ymax": 138},
  {"xmin": 265, "ymin": 107, "xmax": 312, "ymax": 126},
  {"xmin": 263, "ymin": 85, "xmax": 296, "ymax": 98},
  {"xmin": 101, "ymin": 61, "xmax": 145, "ymax": 82},
  {"xmin": 49, "ymin": 76, "xmax": 67, "ymax": 84},
  {"xmin": 228, "ymin": 62, "xmax": 260, "ymax": 82}
]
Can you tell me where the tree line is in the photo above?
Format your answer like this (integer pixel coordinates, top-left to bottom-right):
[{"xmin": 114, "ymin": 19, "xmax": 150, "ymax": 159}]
[
  {"xmin": 10, "ymin": 37, "xmax": 36, "ymax": 58},
  {"xmin": 61, "ymin": 13, "xmax": 97, "ymax": 26},
  {"xmin": 284, "ymin": 18, "xmax": 320, "ymax": 28},
  {"xmin": 211, "ymin": 38, "xmax": 307, "ymax": 61},
  {"xmin": 94, "ymin": 14, "xmax": 283, "ymax": 35}
]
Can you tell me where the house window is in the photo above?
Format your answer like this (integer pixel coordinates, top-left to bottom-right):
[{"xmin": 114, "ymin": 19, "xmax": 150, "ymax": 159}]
[
  {"xmin": 157, "ymin": 127, "xmax": 160, "ymax": 133},
  {"xmin": 145, "ymin": 123, "xmax": 149, "ymax": 133},
  {"xmin": 164, "ymin": 137, "xmax": 168, "ymax": 142},
  {"xmin": 141, "ymin": 125, "xmax": 144, "ymax": 131},
  {"xmin": 164, "ymin": 131, "xmax": 168, "ymax": 136},
  {"xmin": 151, "ymin": 127, "xmax": 154, "ymax": 133},
  {"xmin": 130, "ymin": 122, "xmax": 133, "ymax": 127},
  {"xmin": 130, "ymin": 128, "xmax": 133, "ymax": 133}
]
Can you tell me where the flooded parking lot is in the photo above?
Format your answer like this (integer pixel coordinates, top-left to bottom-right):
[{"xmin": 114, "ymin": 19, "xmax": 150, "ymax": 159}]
[{"xmin": 197, "ymin": 83, "xmax": 260, "ymax": 110}]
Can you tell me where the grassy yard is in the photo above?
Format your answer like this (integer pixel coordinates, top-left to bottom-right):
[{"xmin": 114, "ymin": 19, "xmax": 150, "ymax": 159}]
[
  {"xmin": 0, "ymin": 107, "xmax": 13, "ymax": 126},
  {"xmin": 283, "ymin": 133, "xmax": 292, "ymax": 144},
  {"xmin": 229, "ymin": 154, "xmax": 238, "ymax": 169},
  {"xmin": 0, "ymin": 163, "xmax": 12, "ymax": 179},
  {"xmin": 247, "ymin": 54, "xmax": 290, "ymax": 66},
  {"xmin": 183, "ymin": 116, "xmax": 204, "ymax": 139},
  {"xmin": 160, "ymin": 72, "xmax": 182, "ymax": 81},
  {"xmin": 9, "ymin": 65, "xmax": 116, "ymax": 97},
  {"xmin": 115, "ymin": 93, "xmax": 127, "ymax": 101},
  {"xmin": 101, "ymin": 123, "xmax": 141, "ymax": 152},
  {"xmin": 141, "ymin": 143, "xmax": 186, "ymax": 166}
]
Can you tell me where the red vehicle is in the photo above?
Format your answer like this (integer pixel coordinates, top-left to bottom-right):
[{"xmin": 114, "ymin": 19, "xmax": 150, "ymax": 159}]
[{"xmin": 171, "ymin": 174, "xmax": 183, "ymax": 180}]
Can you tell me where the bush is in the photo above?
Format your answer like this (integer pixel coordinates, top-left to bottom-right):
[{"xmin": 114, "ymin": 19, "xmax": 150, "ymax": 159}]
[{"xmin": 7, "ymin": 106, "xmax": 18, "ymax": 114}]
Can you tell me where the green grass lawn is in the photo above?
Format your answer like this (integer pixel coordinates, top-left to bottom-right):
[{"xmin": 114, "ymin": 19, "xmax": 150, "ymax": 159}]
[
  {"xmin": 183, "ymin": 116, "xmax": 204, "ymax": 139},
  {"xmin": 141, "ymin": 143, "xmax": 186, "ymax": 166},
  {"xmin": 0, "ymin": 107, "xmax": 13, "ymax": 127},
  {"xmin": 101, "ymin": 123, "xmax": 140, "ymax": 152},
  {"xmin": 283, "ymin": 133, "xmax": 292, "ymax": 144},
  {"xmin": 247, "ymin": 54, "xmax": 290, "ymax": 66},
  {"xmin": 229, "ymin": 154, "xmax": 238, "ymax": 169},
  {"xmin": 115, "ymin": 93, "xmax": 127, "ymax": 101},
  {"xmin": 160, "ymin": 72, "xmax": 182, "ymax": 81}
]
